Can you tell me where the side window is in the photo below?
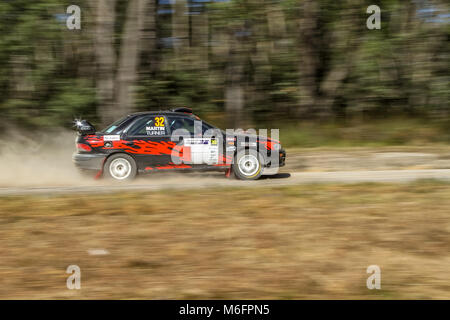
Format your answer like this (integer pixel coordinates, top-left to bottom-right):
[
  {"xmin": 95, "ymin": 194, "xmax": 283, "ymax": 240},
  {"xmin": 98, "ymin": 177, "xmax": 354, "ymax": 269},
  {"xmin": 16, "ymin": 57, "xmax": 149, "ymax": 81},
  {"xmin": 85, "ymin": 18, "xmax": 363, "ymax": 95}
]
[
  {"xmin": 101, "ymin": 115, "xmax": 134, "ymax": 134},
  {"xmin": 168, "ymin": 117, "xmax": 205, "ymax": 136},
  {"xmin": 202, "ymin": 122, "xmax": 214, "ymax": 135},
  {"xmin": 168, "ymin": 117, "xmax": 193, "ymax": 135},
  {"xmin": 127, "ymin": 116, "xmax": 168, "ymax": 136}
]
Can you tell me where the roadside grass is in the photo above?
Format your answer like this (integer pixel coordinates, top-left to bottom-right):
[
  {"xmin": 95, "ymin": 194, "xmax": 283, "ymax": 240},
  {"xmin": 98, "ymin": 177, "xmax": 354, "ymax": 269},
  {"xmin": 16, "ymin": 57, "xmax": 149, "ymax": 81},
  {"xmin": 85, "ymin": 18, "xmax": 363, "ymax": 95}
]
[
  {"xmin": 0, "ymin": 181, "xmax": 449, "ymax": 299},
  {"xmin": 270, "ymin": 118, "xmax": 450, "ymax": 148},
  {"xmin": 198, "ymin": 114, "xmax": 450, "ymax": 149}
]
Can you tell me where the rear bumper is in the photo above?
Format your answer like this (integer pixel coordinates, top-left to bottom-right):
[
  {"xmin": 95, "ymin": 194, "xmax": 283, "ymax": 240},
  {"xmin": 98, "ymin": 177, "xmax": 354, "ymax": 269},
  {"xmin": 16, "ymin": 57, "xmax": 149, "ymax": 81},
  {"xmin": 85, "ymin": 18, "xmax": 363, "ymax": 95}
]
[{"xmin": 72, "ymin": 152, "xmax": 106, "ymax": 171}]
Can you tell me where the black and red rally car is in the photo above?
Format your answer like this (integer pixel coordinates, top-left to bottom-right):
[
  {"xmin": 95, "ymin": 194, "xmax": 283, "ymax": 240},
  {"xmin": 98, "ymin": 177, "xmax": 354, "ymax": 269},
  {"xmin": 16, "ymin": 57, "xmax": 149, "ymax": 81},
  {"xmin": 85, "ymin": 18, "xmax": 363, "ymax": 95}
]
[{"xmin": 73, "ymin": 108, "xmax": 286, "ymax": 181}]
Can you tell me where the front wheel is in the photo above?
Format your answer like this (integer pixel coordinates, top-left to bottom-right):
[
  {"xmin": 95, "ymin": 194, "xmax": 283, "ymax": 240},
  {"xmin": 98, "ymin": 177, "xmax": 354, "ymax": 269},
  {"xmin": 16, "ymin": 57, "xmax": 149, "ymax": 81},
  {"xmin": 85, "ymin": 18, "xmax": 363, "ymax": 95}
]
[
  {"xmin": 104, "ymin": 154, "xmax": 137, "ymax": 181},
  {"xmin": 232, "ymin": 149, "xmax": 263, "ymax": 180}
]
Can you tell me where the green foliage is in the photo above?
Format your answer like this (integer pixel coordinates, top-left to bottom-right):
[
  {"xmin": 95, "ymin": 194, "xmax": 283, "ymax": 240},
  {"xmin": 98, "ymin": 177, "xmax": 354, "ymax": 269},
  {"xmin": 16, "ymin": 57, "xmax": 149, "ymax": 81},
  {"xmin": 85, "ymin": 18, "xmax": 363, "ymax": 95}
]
[
  {"xmin": 0, "ymin": 0, "xmax": 448, "ymax": 135},
  {"xmin": 0, "ymin": 0, "xmax": 95, "ymax": 128},
  {"xmin": 136, "ymin": 69, "xmax": 218, "ymax": 115}
]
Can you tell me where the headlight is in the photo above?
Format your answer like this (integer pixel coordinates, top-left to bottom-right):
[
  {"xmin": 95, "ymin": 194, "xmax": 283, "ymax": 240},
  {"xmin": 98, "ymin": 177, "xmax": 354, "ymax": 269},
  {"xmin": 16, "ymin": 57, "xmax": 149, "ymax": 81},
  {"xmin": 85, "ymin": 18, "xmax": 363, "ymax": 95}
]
[{"xmin": 272, "ymin": 143, "xmax": 281, "ymax": 151}]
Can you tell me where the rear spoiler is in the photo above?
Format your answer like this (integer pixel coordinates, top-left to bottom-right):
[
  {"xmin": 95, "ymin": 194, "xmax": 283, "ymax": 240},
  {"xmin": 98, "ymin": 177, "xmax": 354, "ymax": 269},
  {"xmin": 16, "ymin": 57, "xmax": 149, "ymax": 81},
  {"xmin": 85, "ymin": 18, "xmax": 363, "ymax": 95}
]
[{"xmin": 74, "ymin": 119, "xmax": 96, "ymax": 135}]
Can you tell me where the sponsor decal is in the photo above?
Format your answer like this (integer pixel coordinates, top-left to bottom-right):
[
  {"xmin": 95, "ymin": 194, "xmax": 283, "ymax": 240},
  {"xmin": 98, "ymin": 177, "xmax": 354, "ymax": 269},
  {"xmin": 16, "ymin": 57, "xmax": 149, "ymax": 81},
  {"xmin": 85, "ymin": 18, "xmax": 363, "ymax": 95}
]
[
  {"xmin": 145, "ymin": 126, "xmax": 166, "ymax": 136},
  {"xmin": 240, "ymin": 141, "xmax": 257, "ymax": 147},
  {"xmin": 104, "ymin": 135, "xmax": 120, "ymax": 141},
  {"xmin": 184, "ymin": 138, "xmax": 219, "ymax": 164},
  {"xmin": 184, "ymin": 138, "xmax": 211, "ymax": 145}
]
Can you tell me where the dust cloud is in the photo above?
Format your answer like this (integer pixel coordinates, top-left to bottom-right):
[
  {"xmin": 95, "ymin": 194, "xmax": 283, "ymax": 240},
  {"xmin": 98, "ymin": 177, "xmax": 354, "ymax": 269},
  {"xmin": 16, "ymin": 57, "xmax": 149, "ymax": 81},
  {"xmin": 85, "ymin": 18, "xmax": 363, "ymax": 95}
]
[
  {"xmin": 0, "ymin": 128, "xmax": 96, "ymax": 187},
  {"xmin": 0, "ymin": 128, "xmax": 221, "ymax": 189}
]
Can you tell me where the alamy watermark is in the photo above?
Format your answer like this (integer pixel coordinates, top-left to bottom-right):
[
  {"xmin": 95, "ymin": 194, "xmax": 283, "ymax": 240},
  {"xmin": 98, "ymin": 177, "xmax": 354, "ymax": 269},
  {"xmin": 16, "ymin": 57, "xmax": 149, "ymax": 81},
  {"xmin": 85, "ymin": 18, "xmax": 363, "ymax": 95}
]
[
  {"xmin": 367, "ymin": 5, "xmax": 381, "ymax": 30},
  {"xmin": 65, "ymin": 4, "xmax": 379, "ymax": 31},
  {"xmin": 167, "ymin": 120, "xmax": 281, "ymax": 174},
  {"xmin": 366, "ymin": 265, "xmax": 381, "ymax": 290},
  {"xmin": 66, "ymin": 265, "xmax": 81, "ymax": 289},
  {"xmin": 66, "ymin": 5, "xmax": 81, "ymax": 30}
]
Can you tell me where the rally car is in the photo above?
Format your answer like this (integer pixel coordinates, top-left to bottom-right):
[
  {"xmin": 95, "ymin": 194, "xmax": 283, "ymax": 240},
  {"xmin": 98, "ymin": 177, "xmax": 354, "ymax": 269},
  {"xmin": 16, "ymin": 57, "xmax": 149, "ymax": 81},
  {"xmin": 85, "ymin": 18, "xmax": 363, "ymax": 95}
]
[{"xmin": 73, "ymin": 108, "xmax": 286, "ymax": 181}]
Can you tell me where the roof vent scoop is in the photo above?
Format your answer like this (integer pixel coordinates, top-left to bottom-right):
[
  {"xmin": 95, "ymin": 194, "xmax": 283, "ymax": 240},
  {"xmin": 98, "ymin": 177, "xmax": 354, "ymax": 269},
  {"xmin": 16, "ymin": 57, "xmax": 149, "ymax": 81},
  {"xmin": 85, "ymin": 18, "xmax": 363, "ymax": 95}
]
[{"xmin": 172, "ymin": 107, "xmax": 192, "ymax": 114}]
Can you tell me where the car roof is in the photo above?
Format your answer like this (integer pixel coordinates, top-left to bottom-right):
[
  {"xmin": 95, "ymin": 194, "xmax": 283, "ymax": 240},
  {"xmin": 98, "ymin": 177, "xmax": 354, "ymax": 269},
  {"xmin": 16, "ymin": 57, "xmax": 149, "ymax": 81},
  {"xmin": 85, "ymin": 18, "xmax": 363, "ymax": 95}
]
[{"xmin": 128, "ymin": 110, "xmax": 194, "ymax": 117}]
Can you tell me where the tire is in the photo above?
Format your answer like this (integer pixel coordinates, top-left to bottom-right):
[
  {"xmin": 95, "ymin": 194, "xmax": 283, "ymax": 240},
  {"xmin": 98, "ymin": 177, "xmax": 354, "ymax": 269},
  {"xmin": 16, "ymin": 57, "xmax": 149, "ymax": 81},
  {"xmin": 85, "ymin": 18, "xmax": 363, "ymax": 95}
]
[
  {"xmin": 232, "ymin": 149, "xmax": 263, "ymax": 180},
  {"xmin": 103, "ymin": 153, "xmax": 137, "ymax": 181}
]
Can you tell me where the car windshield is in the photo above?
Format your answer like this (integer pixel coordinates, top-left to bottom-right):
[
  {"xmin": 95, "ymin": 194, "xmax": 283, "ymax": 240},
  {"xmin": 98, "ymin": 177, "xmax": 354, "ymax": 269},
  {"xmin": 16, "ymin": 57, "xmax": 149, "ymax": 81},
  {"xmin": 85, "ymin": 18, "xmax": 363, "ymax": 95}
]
[{"xmin": 101, "ymin": 116, "xmax": 130, "ymax": 134}]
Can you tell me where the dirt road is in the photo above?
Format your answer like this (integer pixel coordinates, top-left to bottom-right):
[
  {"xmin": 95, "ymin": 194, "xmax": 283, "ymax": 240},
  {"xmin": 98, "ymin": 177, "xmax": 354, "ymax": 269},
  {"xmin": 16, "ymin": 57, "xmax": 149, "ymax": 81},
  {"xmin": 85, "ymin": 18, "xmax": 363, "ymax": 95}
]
[
  {"xmin": 1, "ymin": 134, "xmax": 450, "ymax": 196},
  {"xmin": 1, "ymin": 169, "xmax": 449, "ymax": 196}
]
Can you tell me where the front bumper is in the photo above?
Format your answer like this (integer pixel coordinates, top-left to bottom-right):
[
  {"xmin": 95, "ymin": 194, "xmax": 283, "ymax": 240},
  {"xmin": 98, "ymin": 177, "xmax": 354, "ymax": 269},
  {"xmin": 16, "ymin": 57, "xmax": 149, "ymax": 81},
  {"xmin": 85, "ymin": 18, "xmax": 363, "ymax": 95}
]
[
  {"xmin": 279, "ymin": 149, "xmax": 286, "ymax": 167},
  {"xmin": 72, "ymin": 152, "xmax": 106, "ymax": 171},
  {"xmin": 262, "ymin": 149, "xmax": 286, "ymax": 168}
]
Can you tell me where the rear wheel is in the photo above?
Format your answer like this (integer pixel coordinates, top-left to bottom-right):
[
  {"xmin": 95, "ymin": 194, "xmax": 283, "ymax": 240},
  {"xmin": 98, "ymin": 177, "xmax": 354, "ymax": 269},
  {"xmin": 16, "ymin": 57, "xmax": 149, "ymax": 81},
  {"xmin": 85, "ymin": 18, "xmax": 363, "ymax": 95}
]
[
  {"xmin": 104, "ymin": 154, "xmax": 137, "ymax": 181},
  {"xmin": 232, "ymin": 149, "xmax": 263, "ymax": 180}
]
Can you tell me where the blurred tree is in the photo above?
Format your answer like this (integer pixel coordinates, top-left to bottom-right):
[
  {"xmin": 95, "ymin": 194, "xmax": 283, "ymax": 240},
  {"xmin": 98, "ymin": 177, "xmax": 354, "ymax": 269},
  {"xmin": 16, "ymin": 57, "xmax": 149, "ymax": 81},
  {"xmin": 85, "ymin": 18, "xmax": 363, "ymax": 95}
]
[
  {"xmin": 0, "ymin": 0, "xmax": 447, "ymax": 130},
  {"xmin": 114, "ymin": 0, "xmax": 149, "ymax": 122},
  {"xmin": 0, "ymin": 0, "xmax": 97, "ymax": 128},
  {"xmin": 93, "ymin": 0, "xmax": 117, "ymax": 125}
]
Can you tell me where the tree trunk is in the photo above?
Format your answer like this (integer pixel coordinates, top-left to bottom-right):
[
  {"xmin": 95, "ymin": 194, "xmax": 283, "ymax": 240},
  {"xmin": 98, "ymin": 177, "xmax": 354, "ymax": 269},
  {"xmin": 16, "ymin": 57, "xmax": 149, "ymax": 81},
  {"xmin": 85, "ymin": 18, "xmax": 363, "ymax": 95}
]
[
  {"xmin": 297, "ymin": 1, "xmax": 363, "ymax": 119},
  {"xmin": 297, "ymin": 0, "xmax": 320, "ymax": 118},
  {"xmin": 95, "ymin": 0, "xmax": 117, "ymax": 126},
  {"xmin": 191, "ymin": 11, "xmax": 209, "ymax": 70},
  {"xmin": 140, "ymin": 0, "xmax": 158, "ymax": 75},
  {"xmin": 114, "ymin": 0, "xmax": 148, "ymax": 120},
  {"xmin": 225, "ymin": 33, "xmax": 245, "ymax": 128},
  {"xmin": 172, "ymin": 0, "xmax": 189, "ymax": 68}
]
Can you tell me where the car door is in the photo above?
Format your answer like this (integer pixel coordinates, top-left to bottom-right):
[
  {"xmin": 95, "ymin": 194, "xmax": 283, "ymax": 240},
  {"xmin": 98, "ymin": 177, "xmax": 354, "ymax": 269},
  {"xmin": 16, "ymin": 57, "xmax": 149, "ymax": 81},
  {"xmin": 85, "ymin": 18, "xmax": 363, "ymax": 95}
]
[
  {"xmin": 122, "ymin": 115, "xmax": 173, "ymax": 169},
  {"xmin": 167, "ymin": 116, "xmax": 221, "ymax": 167}
]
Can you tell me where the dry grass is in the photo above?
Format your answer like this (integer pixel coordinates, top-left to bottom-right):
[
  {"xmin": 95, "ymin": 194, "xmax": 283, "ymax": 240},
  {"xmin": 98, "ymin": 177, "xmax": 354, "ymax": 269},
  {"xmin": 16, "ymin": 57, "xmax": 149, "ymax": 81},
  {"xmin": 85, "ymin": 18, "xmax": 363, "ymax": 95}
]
[{"xmin": 0, "ymin": 181, "xmax": 449, "ymax": 299}]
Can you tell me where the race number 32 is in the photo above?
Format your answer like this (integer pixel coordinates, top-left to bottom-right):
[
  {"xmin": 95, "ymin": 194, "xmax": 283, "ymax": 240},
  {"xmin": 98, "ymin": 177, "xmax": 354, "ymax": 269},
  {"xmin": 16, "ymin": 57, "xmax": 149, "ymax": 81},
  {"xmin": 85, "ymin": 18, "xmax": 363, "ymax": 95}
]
[{"xmin": 154, "ymin": 117, "xmax": 165, "ymax": 127}]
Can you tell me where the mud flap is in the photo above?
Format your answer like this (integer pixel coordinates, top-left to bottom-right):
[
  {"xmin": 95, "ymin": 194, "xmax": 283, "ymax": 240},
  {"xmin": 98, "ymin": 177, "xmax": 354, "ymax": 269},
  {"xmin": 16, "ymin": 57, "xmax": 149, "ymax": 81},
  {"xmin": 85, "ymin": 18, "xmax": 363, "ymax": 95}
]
[
  {"xmin": 225, "ymin": 167, "xmax": 232, "ymax": 178},
  {"xmin": 94, "ymin": 158, "xmax": 107, "ymax": 179}
]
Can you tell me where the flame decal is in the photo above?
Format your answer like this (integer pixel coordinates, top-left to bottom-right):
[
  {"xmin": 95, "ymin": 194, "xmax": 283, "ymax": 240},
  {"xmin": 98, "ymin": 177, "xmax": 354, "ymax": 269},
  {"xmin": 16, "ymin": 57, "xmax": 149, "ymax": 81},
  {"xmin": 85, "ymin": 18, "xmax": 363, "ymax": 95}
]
[
  {"xmin": 85, "ymin": 135, "xmax": 104, "ymax": 147},
  {"xmin": 110, "ymin": 140, "xmax": 179, "ymax": 155},
  {"xmin": 260, "ymin": 139, "xmax": 275, "ymax": 151}
]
